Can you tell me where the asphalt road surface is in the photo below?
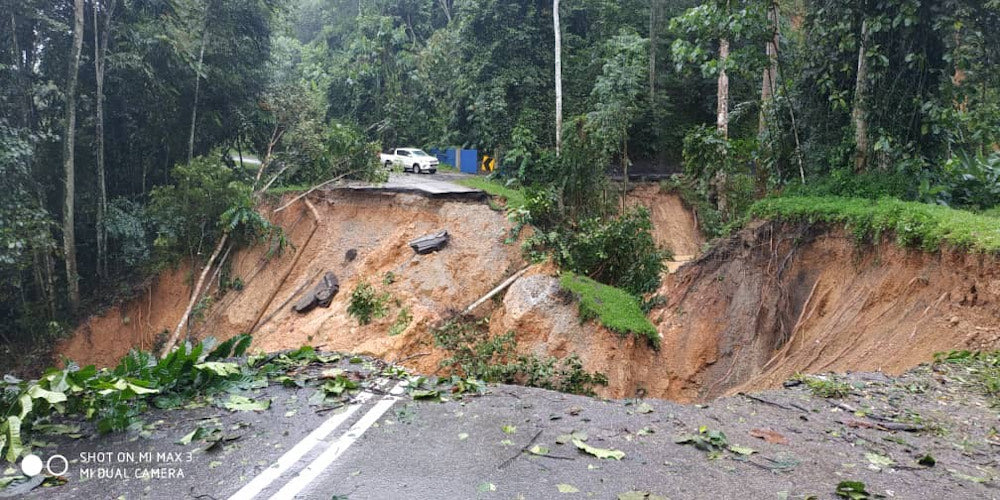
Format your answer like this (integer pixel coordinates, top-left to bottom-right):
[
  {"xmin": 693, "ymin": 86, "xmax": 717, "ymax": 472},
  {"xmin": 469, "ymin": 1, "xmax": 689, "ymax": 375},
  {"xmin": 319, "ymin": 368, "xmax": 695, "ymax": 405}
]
[
  {"xmin": 17, "ymin": 352, "xmax": 996, "ymax": 500},
  {"xmin": 337, "ymin": 171, "xmax": 484, "ymax": 199}
]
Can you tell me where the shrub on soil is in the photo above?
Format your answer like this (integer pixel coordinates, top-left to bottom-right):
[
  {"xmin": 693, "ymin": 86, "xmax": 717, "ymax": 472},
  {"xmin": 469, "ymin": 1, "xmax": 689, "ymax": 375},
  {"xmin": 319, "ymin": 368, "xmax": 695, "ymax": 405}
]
[
  {"xmin": 431, "ymin": 319, "xmax": 608, "ymax": 396},
  {"xmin": 532, "ymin": 207, "xmax": 670, "ymax": 296},
  {"xmin": 559, "ymin": 272, "xmax": 660, "ymax": 349},
  {"xmin": 347, "ymin": 279, "xmax": 391, "ymax": 325}
]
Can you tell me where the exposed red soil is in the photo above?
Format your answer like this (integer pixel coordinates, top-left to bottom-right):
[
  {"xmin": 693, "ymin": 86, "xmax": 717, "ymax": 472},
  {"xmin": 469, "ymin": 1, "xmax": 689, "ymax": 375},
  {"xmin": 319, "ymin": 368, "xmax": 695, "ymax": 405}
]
[
  {"xmin": 57, "ymin": 184, "xmax": 1000, "ymax": 404},
  {"xmin": 652, "ymin": 221, "xmax": 1000, "ymax": 400},
  {"xmin": 627, "ymin": 184, "xmax": 703, "ymax": 258},
  {"xmin": 57, "ymin": 189, "xmax": 524, "ymax": 375}
]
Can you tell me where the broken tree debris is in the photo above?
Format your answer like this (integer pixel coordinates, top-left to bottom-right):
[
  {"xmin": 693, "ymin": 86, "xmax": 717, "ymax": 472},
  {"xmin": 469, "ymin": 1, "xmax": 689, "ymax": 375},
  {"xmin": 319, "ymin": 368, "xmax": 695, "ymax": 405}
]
[
  {"xmin": 293, "ymin": 271, "xmax": 340, "ymax": 314},
  {"xmin": 409, "ymin": 230, "xmax": 449, "ymax": 254}
]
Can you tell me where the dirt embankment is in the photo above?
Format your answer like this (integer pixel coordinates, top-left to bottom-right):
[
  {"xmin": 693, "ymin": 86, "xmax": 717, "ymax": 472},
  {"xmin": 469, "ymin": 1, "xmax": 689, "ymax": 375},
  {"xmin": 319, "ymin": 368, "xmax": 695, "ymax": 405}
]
[
  {"xmin": 652, "ymin": 221, "xmax": 1000, "ymax": 400},
  {"xmin": 488, "ymin": 220, "xmax": 1000, "ymax": 402},
  {"xmin": 57, "ymin": 184, "xmax": 1000, "ymax": 404},
  {"xmin": 57, "ymin": 189, "xmax": 525, "ymax": 372}
]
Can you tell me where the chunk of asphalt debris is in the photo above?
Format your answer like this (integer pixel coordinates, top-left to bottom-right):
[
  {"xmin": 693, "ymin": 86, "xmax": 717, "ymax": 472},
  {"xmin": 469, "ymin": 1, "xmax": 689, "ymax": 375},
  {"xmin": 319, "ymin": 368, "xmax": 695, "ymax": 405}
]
[
  {"xmin": 409, "ymin": 230, "xmax": 449, "ymax": 255},
  {"xmin": 293, "ymin": 271, "xmax": 340, "ymax": 314}
]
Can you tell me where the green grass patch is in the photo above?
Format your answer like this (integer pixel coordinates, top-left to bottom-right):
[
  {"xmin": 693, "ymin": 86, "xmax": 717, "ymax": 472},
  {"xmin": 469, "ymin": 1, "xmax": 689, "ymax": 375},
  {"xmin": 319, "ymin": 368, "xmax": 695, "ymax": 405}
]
[
  {"xmin": 559, "ymin": 272, "xmax": 659, "ymax": 349},
  {"xmin": 456, "ymin": 177, "xmax": 527, "ymax": 211},
  {"xmin": 750, "ymin": 196, "xmax": 1000, "ymax": 253}
]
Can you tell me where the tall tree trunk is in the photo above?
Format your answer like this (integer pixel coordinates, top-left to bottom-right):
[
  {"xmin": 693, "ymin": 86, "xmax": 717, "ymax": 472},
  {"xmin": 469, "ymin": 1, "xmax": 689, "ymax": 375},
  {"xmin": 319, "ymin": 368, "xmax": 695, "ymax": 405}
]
[
  {"xmin": 554, "ymin": 0, "xmax": 563, "ymax": 156},
  {"xmin": 759, "ymin": 1, "xmax": 779, "ymax": 134},
  {"xmin": 716, "ymin": 37, "xmax": 730, "ymax": 138},
  {"xmin": 187, "ymin": 14, "xmax": 209, "ymax": 165},
  {"xmin": 649, "ymin": 0, "xmax": 659, "ymax": 103},
  {"xmin": 438, "ymin": 0, "xmax": 452, "ymax": 24},
  {"xmin": 62, "ymin": 0, "xmax": 85, "ymax": 314},
  {"xmin": 852, "ymin": 18, "xmax": 870, "ymax": 172},
  {"xmin": 94, "ymin": 0, "xmax": 116, "ymax": 279}
]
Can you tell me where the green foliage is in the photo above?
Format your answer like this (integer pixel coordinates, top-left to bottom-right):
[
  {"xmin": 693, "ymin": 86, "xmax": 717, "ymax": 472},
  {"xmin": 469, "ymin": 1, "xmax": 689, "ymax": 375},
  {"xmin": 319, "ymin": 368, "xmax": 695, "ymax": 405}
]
[
  {"xmin": 104, "ymin": 198, "xmax": 150, "ymax": 269},
  {"xmin": 750, "ymin": 196, "xmax": 1000, "ymax": 253},
  {"xmin": 431, "ymin": 319, "xmax": 608, "ymax": 396},
  {"xmin": 149, "ymin": 152, "xmax": 248, "ymax": 260},
  {"xmin": 669, "ymin": 0, "xmax": 769, "ymax": 80},
  {"xmin": 535, "ymin": 208, "xmax": 669, "ymax": 296},
  {"xmin": 388, "ymin": 307, "xmax": 412, "ymax": 337},
  {"xmin": 680, "ymin": 126, "xmax": 759, "ymax": 224},
  {"xmin": 347, "ymin": 279, "xmax": 391, "ymax": 325},
  {"xmin": 934, "ymin": 152, "xmax": 1000, "ymax": 210},
  {"xmin": 835, "ymin": 481, "xmax": 873, "ymax": 500},
  {"xmin": 587, "ymin": 29, "xmax": 649, "ymax": 166},
  {"xmin": 785, "ymin": 167, "xmax": 918, "ymax": 201},
  {"xmin": 0, "ymin": 334, "xmax": 252, "ymax": 462},
  {"xmin": 792, "ymin": 373, "xmax": 853, "ymax": 399},
  {"xmin": 559, "ymin": 272, "xmax": 659, "ymax": 349},
  {"xmin": 933, "ymin": 351, "xmax": 1000, "ymax": 405}
]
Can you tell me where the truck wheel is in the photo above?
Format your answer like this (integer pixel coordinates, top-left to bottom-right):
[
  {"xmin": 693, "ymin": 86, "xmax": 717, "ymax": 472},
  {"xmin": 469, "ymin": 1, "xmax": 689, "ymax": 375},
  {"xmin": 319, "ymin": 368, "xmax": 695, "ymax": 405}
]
[
  {"xmin": 384, "ymin": 161, "xmax": 392, "ymax": 170},
  {"xmin": 413, "ymin": 163, "xmax": 421, "ymax": 174}
]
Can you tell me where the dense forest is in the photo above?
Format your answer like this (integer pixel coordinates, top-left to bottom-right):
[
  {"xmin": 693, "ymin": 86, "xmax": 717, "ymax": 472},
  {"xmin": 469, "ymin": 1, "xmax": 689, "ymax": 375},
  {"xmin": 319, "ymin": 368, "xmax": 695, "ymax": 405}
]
[{"xmin": 1, "ymin": 0, "xmax": 998, "ymax": 363}]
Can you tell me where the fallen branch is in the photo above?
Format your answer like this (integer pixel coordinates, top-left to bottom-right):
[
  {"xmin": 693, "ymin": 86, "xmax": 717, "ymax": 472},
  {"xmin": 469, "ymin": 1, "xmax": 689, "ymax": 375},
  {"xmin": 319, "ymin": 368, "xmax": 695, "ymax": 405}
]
[
  {"xmin": 462, "ymin": 267, "xmax": 530, "ymax": 315},
  {"xmin": 249, "ymin": 200, "xmax": 322, "ymax": 335},
  {"xmin": 160, "ymin": 233, "xmax": 229, "ymax": 358},
  {"xmin": 251, "ymin": 270, "xmax": 322, "ymax": 334},
  {"xmin": 739, "ymin": 392, "xmax": 807, "ymax": 413},
  {"xmin": 273, "ymin": 169, "xmax": 358, "ymax": 214},
  {"xmin": 498, "ymin": 429, "xmax": 543, "ymax": 470}
]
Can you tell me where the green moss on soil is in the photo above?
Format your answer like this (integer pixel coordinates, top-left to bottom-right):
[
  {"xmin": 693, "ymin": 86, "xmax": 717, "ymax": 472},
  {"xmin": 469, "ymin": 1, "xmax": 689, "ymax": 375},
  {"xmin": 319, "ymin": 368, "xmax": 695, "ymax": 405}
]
[{"xmin": 559, "ymin": 272, "xmax": 659, "ymax": 349}]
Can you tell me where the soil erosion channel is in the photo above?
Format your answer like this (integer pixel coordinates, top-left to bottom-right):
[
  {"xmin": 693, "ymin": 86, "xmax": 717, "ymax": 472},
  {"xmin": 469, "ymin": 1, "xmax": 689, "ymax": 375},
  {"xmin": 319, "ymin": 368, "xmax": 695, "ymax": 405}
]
[{"xmin": 58, "ymin": 185, "xmax": 1000, "ymax": 402}]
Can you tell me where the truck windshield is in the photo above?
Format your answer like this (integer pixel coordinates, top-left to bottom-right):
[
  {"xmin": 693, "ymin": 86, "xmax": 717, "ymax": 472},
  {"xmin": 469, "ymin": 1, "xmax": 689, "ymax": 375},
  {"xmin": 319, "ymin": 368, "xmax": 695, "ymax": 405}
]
[{"xmin": 412, "ymin": 150, "xmax": 431, "ymax": 157}]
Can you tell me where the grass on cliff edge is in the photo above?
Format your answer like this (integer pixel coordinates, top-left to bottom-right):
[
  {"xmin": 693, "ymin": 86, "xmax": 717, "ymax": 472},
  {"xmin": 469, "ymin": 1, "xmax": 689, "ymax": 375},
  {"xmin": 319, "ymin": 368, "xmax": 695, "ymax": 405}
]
[
  {"xmin": 559, "ymin": 272, "xmax": 660, "ymax": 350},
  {"xmin": 457, "ymin": 177, "xmax": 527, "ymax": 211},
  {"xmin": 751, "ymin": 196, "xmax": 1000, "ymax": 253}
]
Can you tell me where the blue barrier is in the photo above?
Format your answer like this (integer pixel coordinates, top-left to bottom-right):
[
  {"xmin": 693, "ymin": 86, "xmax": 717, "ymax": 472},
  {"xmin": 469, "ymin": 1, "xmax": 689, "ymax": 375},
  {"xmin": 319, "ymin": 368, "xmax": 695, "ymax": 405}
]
[{"xmin": 459, "ymin": 149, "xmax": 478, "ymax": 174}]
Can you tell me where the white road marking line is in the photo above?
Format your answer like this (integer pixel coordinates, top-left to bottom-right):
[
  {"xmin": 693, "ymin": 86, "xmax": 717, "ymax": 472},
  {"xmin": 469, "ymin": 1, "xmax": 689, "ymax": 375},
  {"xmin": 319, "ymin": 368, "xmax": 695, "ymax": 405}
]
[
  {"xmin": 269, "ymin": 381, "xmax": 408, "ymax": 500},
  {"xmin": 227, "ymin": 391, "xmax": 377, "ymax": 500}
]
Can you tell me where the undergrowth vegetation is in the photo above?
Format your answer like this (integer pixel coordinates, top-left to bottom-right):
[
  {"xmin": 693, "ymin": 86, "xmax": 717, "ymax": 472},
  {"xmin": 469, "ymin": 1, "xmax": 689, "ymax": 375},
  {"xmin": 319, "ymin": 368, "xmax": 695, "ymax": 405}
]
[
  {"xmin": 750, "ymin": 196, "xmax": 1000, "ymax": 253},
  {"xmin": 431, "ymin": 318, "xmax": 608, "ymax": 396},
  {"xmin": 456, "ymin": 178, "xmax": 527, "ymax": 211},
  {"xmin": 347, "ymin": 279, "xmax": 392, "ymax": 325},
  {"xmin": 559, "ymin": 272, "xmax": 659, "ymax": 349},
  {"xmin": 0, "ymin": 334, "xmax": 253, "ymax": 463},
  {"xmin": 933, "ymin": 351, "xmax": 1000, "ymax": 406}
]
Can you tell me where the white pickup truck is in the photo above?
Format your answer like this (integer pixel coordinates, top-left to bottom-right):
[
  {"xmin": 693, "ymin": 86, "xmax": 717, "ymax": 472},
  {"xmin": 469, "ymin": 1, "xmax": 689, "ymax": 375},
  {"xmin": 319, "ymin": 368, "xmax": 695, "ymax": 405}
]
[{"xmin": 380, "ymin": 148, "xmax": 439, "ymax": 174}]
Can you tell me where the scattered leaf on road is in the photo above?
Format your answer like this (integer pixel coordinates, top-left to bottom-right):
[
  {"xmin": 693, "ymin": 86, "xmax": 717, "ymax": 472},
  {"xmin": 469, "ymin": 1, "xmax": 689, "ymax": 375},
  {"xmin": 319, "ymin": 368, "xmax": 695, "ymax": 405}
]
[
  {"xmin": 557, "ymin": 483, "xmax": 580, "ymax": 493},
  {"xmin": 529, "ymin": 445, "xmax": 549, "ymax": 455},
  {"xmin": 864, "ymin": 452, "xmax": 894, "ymax": 469},
  {"xmin": 728, "ymin": 445, "xmax": 756, "ymax": 456},
  {"xmin": 572, "ymin": 439, "xmax": 625, "ymax": 460},
  {"xmin": 618, "ymin": 491, "xmax": 668, "ymax": 500},
  {"xmin": 637, "ymin": 403, "xmax": 654, "ymax": 414},
  {"xmin": 477, "ymin": 482, "xmax": 497, "ymax": 492},
  {"xmin": 502, "ymin": 425, "xmax": 517, "ymax": 434},
  {"xmin": 835, "ymin": 480, "xmax": 871, "ymax": 499},
  {"xmin": 458, "ymin": 433, "xmax": 469, "ymax": 441},
  {"xmin": 749, "ymin": 428, "xmax": 788, "ymax": 445},
  {"xmin": 223, "ymin": 395, "xmax": 271, "ymax": 412}
]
